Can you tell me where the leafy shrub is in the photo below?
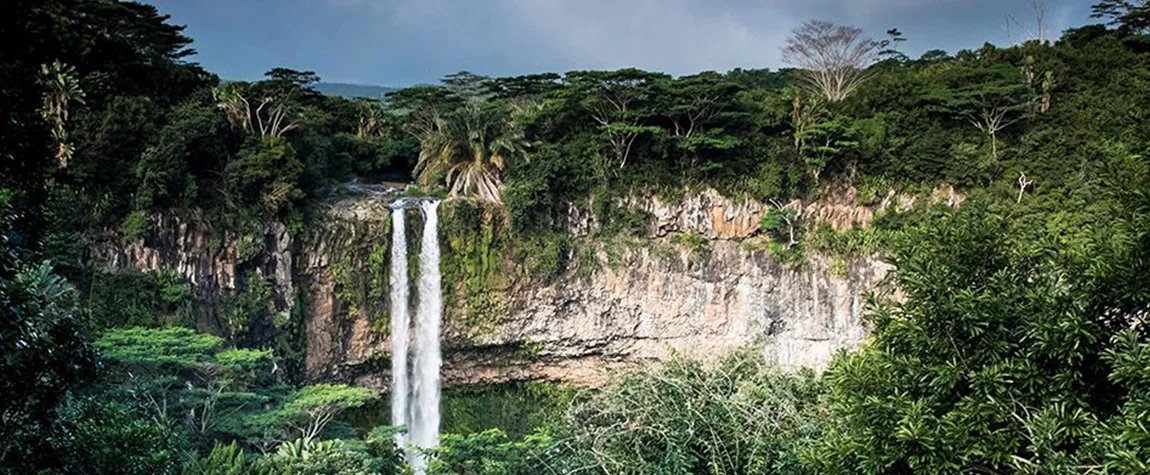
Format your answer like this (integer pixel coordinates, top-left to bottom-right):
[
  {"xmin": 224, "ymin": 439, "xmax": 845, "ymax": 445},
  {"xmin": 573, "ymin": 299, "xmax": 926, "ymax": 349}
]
[
  {"xmin": 442, "ymin": 382, "xmax": 574, "ymax": 438},
  {"xmin": 85, "ymin": 271, "xmax": 193, "ymax": 331},
  {"xmin": 563, "ymin": 350, "xmax": 826, "ymax": 474},
  {"xmin": 256, "ymin": 439, "xmax": 384, "ymax": 475},
  {"xmin": 121, "ymin": 210, "xmax": 149, "ymax": 241},
  {"xmin": 669, "ymin": 232, "xmax": 710, "ymax": 256},
  {"xmin": 426, "ymin": 429, "xmax": 557, "ymax": 475},
  {"xmin": 518, "ymin": 232, "xmax": 574, "ymax": 282},
  {"xmin": 181, "ymin": 442, "xmax": 252, "ymax": 475},
  {"xmin": 53, "ymin": 399, "xmax": 190, "ymax": 475},
  {"xmin": 805, "ymin": 203, "xmax": 1150, "ymax": 473}
]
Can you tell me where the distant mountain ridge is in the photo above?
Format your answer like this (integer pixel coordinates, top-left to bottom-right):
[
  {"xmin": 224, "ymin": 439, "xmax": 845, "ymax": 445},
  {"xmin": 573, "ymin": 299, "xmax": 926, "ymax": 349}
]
[{"xmin": 312, "ymin": 82, "xmax": 396, "ymax": 99}]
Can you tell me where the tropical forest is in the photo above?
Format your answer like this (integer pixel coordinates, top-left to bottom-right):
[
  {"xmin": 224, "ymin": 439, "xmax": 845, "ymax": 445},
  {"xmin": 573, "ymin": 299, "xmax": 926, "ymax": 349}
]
[{"xmin": 2, "ymin": 0, "xmax": 1150, "ymax": 473}]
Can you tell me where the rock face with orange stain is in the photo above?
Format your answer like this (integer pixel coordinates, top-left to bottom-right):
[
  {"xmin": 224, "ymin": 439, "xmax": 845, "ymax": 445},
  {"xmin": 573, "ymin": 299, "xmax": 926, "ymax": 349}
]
[
  {"xmin": 621, "ymin": 185, "xmax": 964, "ymax": 239},
  {"xmin": 97, "ymin": 186, "xmax": 947, "ymax": 388}
]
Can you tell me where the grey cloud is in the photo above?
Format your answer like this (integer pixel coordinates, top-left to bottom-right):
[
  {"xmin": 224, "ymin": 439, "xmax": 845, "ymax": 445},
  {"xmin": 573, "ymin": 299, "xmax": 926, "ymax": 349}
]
[{"xmin": 319, "ymin": 0, "xmax": 1094, "ymax": 82}]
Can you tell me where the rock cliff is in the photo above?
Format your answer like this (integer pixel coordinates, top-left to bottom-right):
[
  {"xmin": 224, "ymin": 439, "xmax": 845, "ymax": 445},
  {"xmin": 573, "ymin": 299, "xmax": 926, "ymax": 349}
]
[{"xmin": 98, "ymin": 189, "xmax": 900, "ymax": 389}]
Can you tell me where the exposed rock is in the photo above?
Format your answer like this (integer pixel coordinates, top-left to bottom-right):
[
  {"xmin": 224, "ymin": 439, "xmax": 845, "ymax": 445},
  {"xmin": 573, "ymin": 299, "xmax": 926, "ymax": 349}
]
[
  {"xmin": 95, "ymin": 188, "xmax": 921, "ymax": 389},
  {"xmin": 333, "ymin": 240, "xmax": 891, "ymax": 388},
  {"xmin": 614, "ymin": 185, "xmax": 963, "ymax": 239}
]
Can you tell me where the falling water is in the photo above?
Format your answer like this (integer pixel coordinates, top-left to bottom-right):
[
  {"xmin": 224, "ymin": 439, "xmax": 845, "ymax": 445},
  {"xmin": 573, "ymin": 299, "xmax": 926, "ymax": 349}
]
[
  {"xmin": 388, "ymin": 207, "xmax": 409, "ymax": 449},
  {"xmin": 411, "ymin": 200, "xmax": 443, "ymax": 472},
  {"xmin": 388, "ymin": 198, "xmax": 442, "ymax": 473}
]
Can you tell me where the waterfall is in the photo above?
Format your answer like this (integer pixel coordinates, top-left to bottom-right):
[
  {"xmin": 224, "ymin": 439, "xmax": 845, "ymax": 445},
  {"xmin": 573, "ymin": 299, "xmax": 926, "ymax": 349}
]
[
  {"xmin": 388, "ymin": 198, "xmax": 442, "ymax": 474},
  {"xmin": 411, "ymin": 200, "xmax": 442, "ymax": 472},
  {"xmin": 388, "ymin": 207, "xmax": 409, "ymax": 449}
]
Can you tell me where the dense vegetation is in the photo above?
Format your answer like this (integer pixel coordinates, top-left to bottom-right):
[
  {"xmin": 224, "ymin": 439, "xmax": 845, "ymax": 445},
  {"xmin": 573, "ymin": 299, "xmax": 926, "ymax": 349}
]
[{"xmin": 3, "ymin": 0, "xmax": 1150, "ymax": 473}]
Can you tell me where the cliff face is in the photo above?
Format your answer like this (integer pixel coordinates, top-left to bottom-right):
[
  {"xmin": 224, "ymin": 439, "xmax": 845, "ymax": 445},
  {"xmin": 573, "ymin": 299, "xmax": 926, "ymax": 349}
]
[
  {"xmin": 430, "ymin": 245, "xmax": 889, "ymax": 387},
  {"xmin": 99, "ymin": 189, "xmax": 899, "ymax": 389}
]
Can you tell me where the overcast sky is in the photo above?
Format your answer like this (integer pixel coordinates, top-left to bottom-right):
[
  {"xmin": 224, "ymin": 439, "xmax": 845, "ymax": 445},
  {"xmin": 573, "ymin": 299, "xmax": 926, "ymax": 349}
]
[{"xmin": 143, "ymin": 0, "xmax": 1097, "ymax": 87}]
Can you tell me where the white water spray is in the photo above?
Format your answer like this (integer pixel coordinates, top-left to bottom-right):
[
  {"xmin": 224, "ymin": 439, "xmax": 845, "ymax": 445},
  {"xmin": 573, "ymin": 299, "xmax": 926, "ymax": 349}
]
[
  {"xmin": 388, "ymin": 207, "xmax": 410, "ymax": 448},
  {"xmin": 411, "ymin": 200, "xmax": 443, "ymax": 472},
  {"xmin": 388, "ymin": 198, "xmax": 442, "ymax": 473}
]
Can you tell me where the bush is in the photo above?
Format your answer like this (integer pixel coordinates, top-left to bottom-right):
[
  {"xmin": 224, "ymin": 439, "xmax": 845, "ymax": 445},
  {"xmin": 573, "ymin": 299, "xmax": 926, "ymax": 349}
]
[
  {"xmin": 805, "ymin": 204, "xmax": 1150, "ymax": 473},
  {"xmin": 256, "ymin": 439, "xmax": 384, "ymax": 475},
  {"xmin": 426, "ymin": 429, "xmax": 557, "ymax": 475},
  {"xmin": 181, "ymin": 442, "xmax": 251, "ymax": 475},
  {"xmin": 120, "ymin": 210, "xmax": 149, "ymax": 241},
  {"xmin": 53, "ymin": 398, "xmax": 190, "ymax": 475},
  {"xmin": 563, "ymin": 350, "xmax": 826, "ymax": 474}
]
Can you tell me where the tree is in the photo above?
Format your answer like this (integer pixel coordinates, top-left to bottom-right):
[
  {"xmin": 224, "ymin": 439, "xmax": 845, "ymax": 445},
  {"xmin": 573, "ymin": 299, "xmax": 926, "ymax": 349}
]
[
  {"xmin": 257, "ymin": 438, "xmax": 387, "ymax": 475},
  {"xmin": 1091, "ymin": 0, "xmax": 1150, "ymax": 33},
  {"xmin": 223, "ymin": 136, "xmax": 304, "ymax": 215},
  {"xmin": 564, "ymin": 69, "xmax": 665, "ymax": 170},
  {"xmin": 488, "ymin": 73, "xmax": 563, "ymax": 99},
  {"xmin": 442, "ymin": 70, "xmax": 494, "ymax": 104},
  {"xmin": 134, "ymin": 97, "xmax": 237, "ymax": 211},
  {"xmin": 412, "ymin": 105, "xmax": 529, "ymax": 203},
  {"xmin": 96, "ymin": 327, "xmax": 275, "ymax": 438},
  {"xmin": 805, "ymin": 194, "xmax": 1150, "ymax": 473},
  {"xmin": 564, "ymin": 351, "xmax": 824, "ymax": 475},
  {"xmin": 0, "ymin": 259, "xmax": 96, "ymax": 470},
  {"xmin": 661, "ymin": 73, "xmax": 743, "ymax": 177},
  {"xmin": 877, "ymin": 28, "xmax": 909, "ymax": 63},
  {"xmin": 279, "ymin": 384, "xmax": 379, "ymax": 445},
  {"xmin": 762, "ymin": 200, "xmax": 801, "ymax": 247},
  {"xmin": 39, "ymin": 61, "xmax": 86, "ymax": 167},
  {"xmin": 354, "ymin": 100, "xmax": 386, "ymax": 138},
  {"xmin": 928, "ymin": 62, "xmax": 1031, "ymax": 160},
  {"xmin": 426, "ymin": 429, "xmax": 556, "ymax": 475},
  {"xmin": 782, "ymin": 21, "xmax": 879, "ymax": 102},
  {"xmin": 213, "ymin": 83, "xmax": 300, "ymax": 138}
]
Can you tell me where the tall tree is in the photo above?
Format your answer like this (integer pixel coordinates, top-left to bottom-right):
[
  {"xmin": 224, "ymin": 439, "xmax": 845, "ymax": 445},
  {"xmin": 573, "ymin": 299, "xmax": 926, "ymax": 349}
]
[
  {"xmin": 1092, "ymin": 0, "xmax": 1150, "ymax": 33},
  {"xmin": 782, "ymin": 21, "xmax": 879, "ymax": 102},
  {"xmin": 564, "ymin": 69, "xmax": 665, "ymax": 170},
  {"xmin": 413, "ymin": 105, "xmax": 529, "ymax": 203},
  {"xmin": 928, "ymin": 62, "xmax": 1031, "ymax": 160}
]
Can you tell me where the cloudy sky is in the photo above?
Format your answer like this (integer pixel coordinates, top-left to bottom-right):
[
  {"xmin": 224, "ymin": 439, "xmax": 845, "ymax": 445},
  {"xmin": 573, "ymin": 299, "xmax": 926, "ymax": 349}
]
[{"xmin": 144, "ymin": 0, "xmax": 1096, "ymax": 87}]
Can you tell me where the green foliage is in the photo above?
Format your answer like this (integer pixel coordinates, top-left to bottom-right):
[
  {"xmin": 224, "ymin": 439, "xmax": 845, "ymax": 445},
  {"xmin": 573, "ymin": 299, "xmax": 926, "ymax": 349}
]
[
  {"xmin": 224, "ymin": 136, "xmax": 304, "ymax": 217},
  {"xmin": 53, "ymin": 398, "xmax": 190, "ymax": 475},
  {"xmin": 413, "ymin": 103, "xmax": 528, "ymax": 203},
  {"xmin": 96, "ymin": 326, "xmax": 223, "ymax": 367},
  {"xmin": 322, "ymin": 218, "xmax": 390, "ymax": 336},
  {"xmin": 85, "ymin": 270, "xmax": 193, "ymax": 331},
  {"xmin": 804, "ymin": 224, "xmax": 897, "ymax": 257},
  {"xmin": 182, "ymin": 442, "xmax": 252, "ymax": 475},
  {"xmin": 276, "ymin": 384, "xmax": 380, "ymax": 444},
  {"xmin": 364, "ymin": 425, "xmax": 408, "ymax": 473},
  {"xmin": 283, "ymin": 383, "xmax": 379, "ymax": 416},
  {"xmin": 669, "ymin": 232, "xmax": 710, "ymax": 256},
  {"xmin": 517, "ymin": 232, "xmax": 575, "ymax": 282},
  {"xmin": 564, "ymin": 351, "xmax": 826, "ymax": 475},
  {"xmin": 9, "ymin": 0, "xmax": 1150, "ymax": 472},
  {"xmin": 426, "ymin": 429, "xmax": 556, "ymax": 475},
  {"xmin": 121, "ymin": 210, "xmax": 150, "ymax": 241},
  {"xmin": 442, "ymin": 382, "xmax": 575, "ymax": 438},
  {"xmin": 439, "ymin": 200, "xmax": 509, "ymax": 337},
  {"xmin": 1, "ymin": 259, "xmax": 97, "ymax": 471},
  {"xmin": 256, "ymin": 439, "xmax": 387, "ymax": 475},
  {"xmin": 806, "ymin": 198, "xmax": 1150, "ymax": 473},
  {"xmin": 1087, "ymin": 331, "xmax": 1150, "ymax": 472},
  {"xmin": 218, "ymin": 271, "xmax": 275, "ymax": 343}
]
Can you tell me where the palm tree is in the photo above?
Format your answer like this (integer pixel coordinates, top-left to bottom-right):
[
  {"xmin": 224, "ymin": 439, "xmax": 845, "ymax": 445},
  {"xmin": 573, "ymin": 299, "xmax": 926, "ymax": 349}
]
[
  {"xmin": 412, "ymin": 104, "xmax": 528, "ymax": 203},
  {"xmin": 39, "ymin": 61, "xmax": 85, "ymax": 167}
]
